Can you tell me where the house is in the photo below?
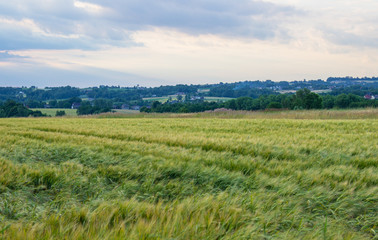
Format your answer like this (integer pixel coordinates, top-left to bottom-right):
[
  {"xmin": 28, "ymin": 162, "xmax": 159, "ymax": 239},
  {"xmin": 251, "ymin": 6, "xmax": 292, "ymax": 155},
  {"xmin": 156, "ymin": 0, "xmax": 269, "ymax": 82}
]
[
  {"xmin": 190, "ymin": 96, "xmax": 204, "ymax": 101},
  {"xmin": 71, "ymin": 102, "xmax": 81, "ymax": 109},
  {"xmin": 131, "ymin": 106, "xmax": 140, "ymax": 110},
  {"xmin": 190, "ymin": 96, "xmax": 202, "ymax": 101},
  {"xmin": 364, "ymin": 94, "xmax": 375, "ymax": 100},
  {"xmin": 121, "ymin": 104, "xmax": 130, "ymax": 110}
]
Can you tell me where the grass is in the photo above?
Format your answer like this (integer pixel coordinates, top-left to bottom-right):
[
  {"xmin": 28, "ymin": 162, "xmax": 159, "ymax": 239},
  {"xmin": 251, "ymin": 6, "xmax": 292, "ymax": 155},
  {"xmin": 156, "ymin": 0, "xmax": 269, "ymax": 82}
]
[
  {"xmin": 99, "ymin": 108, "xmax": 378, "ymax": 120},
  {"xmin": 278, "ymin": 89, "xmax": 332, "ymax": 94},
  {"xmin": 33, "ymin": 108, "xmax": 139, "ymax": 117},
  {"xmin": 0, "ymin": 112, "xmax": 377, "ymax": 239},
  {"xmin": 142, "ymin": 95, "xmax": 178, "ymax": 102},
  {"xmin": 204, "ymin": 97, "xmax": 235, "ymax": 102},
  {"xmin": 32, "ymin": 108, "xmax": 78, "ymax": 116},
  {"xmin": 113, "ymin": 109, "xmax": 140, "ymax": 114}
]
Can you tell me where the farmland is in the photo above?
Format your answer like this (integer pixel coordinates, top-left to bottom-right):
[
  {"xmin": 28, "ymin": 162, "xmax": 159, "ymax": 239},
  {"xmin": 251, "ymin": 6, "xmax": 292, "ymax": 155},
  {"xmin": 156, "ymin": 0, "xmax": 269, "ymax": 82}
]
[
  {"xmin": 32, "ymin": 108, "xmax": 78, "ymax": 116},
  {"xmin": 0, "ymin": 113, "xmax": 377, "ymax": 239}
]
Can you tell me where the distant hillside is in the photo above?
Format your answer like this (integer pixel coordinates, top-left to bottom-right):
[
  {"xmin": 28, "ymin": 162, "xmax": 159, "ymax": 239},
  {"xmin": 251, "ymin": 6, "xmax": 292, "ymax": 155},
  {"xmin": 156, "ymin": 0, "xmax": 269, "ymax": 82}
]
[{"xmin": 0, "ymin": 77, "xmax": 377, "ymax": 109}]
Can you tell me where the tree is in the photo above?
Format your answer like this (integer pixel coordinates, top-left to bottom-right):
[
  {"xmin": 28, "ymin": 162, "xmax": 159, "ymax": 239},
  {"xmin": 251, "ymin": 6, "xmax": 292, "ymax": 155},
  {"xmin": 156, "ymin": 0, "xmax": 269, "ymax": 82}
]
[
  {"xmin": 0, "ymin": 100, "xmax": 45, "ymax": 118},
  {"xmin": 140, "ymin": 106, "xmax": 151, "ymax": 113},
  {"xmin": 56, "ymin": 110, "xmax": 66, "ymax": 116},
  {"xmin": 335, "ymin": 94, "xmax": 350, "ymax": 108},
  {"xmin": 322, "ymin": 95, "xmax": 335, "ymax": 109},
  {"xmin": 93, "ymin": 98, "xmax": 112, "ymax": 109},
  {"xmin": 49, "ymin": 100, "xmax": 58, "ymax": 108},
  {"xmin": 292, "ymin": 89, "xmax": 322, "ymax": 109},
  {"xmin": 235, "ymin": 97, "xmax": 253, "ymax": 110},
  {"xmin": 152, "ymin": 101, "xmax": 161, "ymax": 109},
  {"xmin": 179, "ymin": 106, "xmax": 189, "ymax": 113},
  {"xmin": 77, "ymin": 102, "xmax": 94, "ymax": 115},
  {"xmin": 267, "ymin": 102, "xmax": 283, "ymax": 109},
  {"xmin": 304, "ymin": 92, "xmax": 322, "ymax": 109},
  {"xmin": 224, "ymin": 99, "xmax": 237, "ymax": 110}
]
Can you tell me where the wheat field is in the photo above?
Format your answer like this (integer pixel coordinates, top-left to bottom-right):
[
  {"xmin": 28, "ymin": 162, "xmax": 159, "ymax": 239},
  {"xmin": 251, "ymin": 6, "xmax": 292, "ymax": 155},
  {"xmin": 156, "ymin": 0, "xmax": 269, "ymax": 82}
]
[{"xmin": 0, "ymin": 115, "xmax": 377, "ymax": 239}]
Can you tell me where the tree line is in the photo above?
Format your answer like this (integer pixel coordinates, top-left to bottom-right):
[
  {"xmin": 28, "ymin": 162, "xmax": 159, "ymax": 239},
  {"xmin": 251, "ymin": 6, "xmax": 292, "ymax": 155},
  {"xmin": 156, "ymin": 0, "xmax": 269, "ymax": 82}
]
[
  {"xmin": 0, "ymin": 100, "xmax": 45, "ymax": 118},
  {"xmin": 0, "ymin": 89, "xmax": 376, "ymax": 117},
  {"xmin": 1, "ymin": 77, "xmax": 377, "ymax": 104},
  {"xmin": 141, "ymin": 89, "xmax": 377, "ymax": 113}
]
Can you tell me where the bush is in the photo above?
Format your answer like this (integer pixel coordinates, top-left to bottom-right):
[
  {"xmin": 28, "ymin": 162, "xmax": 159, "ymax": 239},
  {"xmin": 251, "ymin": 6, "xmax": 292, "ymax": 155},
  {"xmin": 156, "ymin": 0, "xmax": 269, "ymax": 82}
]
[
  {"xmin": 267, "ymin": 102, "xmax": 282, "ymax": 109},
  {"xmin": 56, "ymin": 110, "xmax": 66, "ymax": 117}
]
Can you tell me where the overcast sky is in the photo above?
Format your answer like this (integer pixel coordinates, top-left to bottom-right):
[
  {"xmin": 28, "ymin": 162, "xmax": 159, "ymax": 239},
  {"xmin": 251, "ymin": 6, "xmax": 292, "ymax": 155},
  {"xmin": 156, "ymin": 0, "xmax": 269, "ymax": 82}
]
[{"xmin": 0, "ymin": 0, "xmax": 377, "ymax": 87}]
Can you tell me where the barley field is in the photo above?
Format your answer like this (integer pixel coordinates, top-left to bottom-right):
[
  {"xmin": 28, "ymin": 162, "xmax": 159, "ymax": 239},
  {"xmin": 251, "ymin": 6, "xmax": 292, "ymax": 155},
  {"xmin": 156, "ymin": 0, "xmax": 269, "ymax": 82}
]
[{"xmin": 0, "ymin": 115, "xmax": 377, "ymax": 239}]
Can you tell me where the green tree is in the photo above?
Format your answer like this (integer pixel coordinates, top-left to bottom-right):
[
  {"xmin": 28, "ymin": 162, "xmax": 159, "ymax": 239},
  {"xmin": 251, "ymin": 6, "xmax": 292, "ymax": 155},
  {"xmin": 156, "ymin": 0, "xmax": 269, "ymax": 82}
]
[
  {"xmin": 152, "ymin": 101, "xmax": 161, "ymax": 109},
  {"xmin": 322, "ymin": 95, "xmax": 335, "ymax": 109},
  {"xmin": 292, "ymin": 89, "xmax": 322, "ymax": 109},
  {"xmin": 225, "ymin": 99, "xmax": 237, "ymax": 110},
  {"xmin": 335, "ymin": 94, "xmax": 350, "ymax": 108},
  {"xmin": 267, "ymin": 102, "xmax": 283, "ymax": 109},
  {"xmin": 56, "ymin": 110, "xmax": 66, "ymax": 116}
]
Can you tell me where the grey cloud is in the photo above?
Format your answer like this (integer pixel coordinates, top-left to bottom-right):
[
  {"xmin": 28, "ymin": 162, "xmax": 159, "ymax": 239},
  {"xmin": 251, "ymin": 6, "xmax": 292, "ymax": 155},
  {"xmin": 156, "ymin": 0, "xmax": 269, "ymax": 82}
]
[
  {"xmin": 0, "ymin": 18, "xmax": 139, "ymax": 50},
  {"xmin": 0, "ymin": 28, "xmax": 91, "ymax": 50},
  {"xmin": 324, "ymin": 29, "xmax": 378, "ymax": 49},
  {"xmin": 97, "ymin": 0, "xmax": 297, "ymax": 37},
  {"xmin": 0, "ymin": 0, "xmax": 298, "ymax": 50}
]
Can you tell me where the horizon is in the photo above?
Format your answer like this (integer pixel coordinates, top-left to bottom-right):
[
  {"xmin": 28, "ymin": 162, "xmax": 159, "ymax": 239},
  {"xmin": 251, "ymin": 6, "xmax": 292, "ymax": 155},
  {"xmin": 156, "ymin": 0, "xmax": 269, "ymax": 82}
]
[
  {"xmin": 1, "ymin": 1, "xmax": 378, "ymax": 87},
  {"xmin": 2, "ymin": 76, "xmax": 378, "ymax": 89}
]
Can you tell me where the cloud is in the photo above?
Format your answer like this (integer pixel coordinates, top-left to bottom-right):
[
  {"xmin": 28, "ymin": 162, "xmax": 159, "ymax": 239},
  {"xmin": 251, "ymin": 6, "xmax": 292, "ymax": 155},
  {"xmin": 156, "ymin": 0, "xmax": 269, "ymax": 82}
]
[
  {"xmin": 1, "ymin": 0, "xmax": 377, "ymax": 52},
  {"xmin": 324, "ymin": 29, "xmax": 378, "ymax": 49},
  {"xmin": 1, "ymin": 1, "xmax": 378, "ymax": 88},
  {"xmin": 0, "ymin": 0, "xmax": 298, "ymax": 51},
  {"xmin": 0, "ymin": 16, "xmax": 138, "ymax": 50},
  {"xmin": 274, "ymin": 0, "xmax": 378, "ymax": 49},
  {"xmin": 0, "ymin": 51, "xmax": 27, "ymax": 60},
  {"xmin": 97, "ymin": 0, "xmax": 297, "ymax": 37}
]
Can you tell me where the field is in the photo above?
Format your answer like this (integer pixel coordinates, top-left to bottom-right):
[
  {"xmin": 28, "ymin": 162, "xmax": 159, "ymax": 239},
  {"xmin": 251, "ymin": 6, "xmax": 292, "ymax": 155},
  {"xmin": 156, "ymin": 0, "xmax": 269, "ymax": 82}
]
[
  {"xmin": 204, "ymin": 97, "xmax": 235, "ymax": 102},
  {"xmin": 32, "ymin": 109, "xmax": 139, "ymax": 116},
  {"xmin": 113, "ymin": 109, "xmax": 140, "ymax": 114},
  {"xmin": 32, "ymin": 108, "xmax": 78, "ymax": 116},
  {"xmin": 0, "ymin": 113, "xmax": 377, "ymax": 239},
  {"xmin": 142, "ymin": 96, "xmax": 173, "ymax": 102},
  {"xmin": 278, "ymin": 89, "xmax": 332, "ymax": 94}
]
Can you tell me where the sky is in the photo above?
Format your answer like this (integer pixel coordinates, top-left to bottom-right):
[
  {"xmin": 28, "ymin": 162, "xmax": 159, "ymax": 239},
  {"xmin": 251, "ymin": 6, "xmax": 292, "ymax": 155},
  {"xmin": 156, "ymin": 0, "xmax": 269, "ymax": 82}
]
[{"xmin": 0, "ymin": 0, "xmax": 377, "ymax": 87}]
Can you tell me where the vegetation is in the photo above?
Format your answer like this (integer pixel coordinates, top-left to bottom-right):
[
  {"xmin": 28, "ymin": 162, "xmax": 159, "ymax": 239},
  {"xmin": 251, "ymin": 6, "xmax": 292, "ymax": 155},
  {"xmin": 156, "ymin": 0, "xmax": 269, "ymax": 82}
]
[
  {"xmin": 0, "ymin": 87, "xmax": 375, "ymax": 118},
  {"xmin": 100, "ymin": 108, "xmax": 378, "ymax": 120},
  {"xmin": 32, "ymin": 108, "xmax": 78, "ymax": 116},
  {"xmin": 55, "ymin": 110, "xmax": 66, "ymax": 117},
  {"xmin": 76, "ymin": 101, "xmax": 112, "ymax": 115},
  {"xmin": 113, "ymin": 109, "xmax": 140, "ymax": 114},
  {"xmin": 0, "ymin": 100, "xmax": 45, "ymax": 118},
  {"xmin": 142, "ymin": 89, "xmax": 377, "ymax": 113},
  {"xmin": 1, "ymin": 78, "xmax": 377, "ymax": 109},
  {"xmin": 0, "ymin": 114, "xmax": 376, "ymax": 239}
]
